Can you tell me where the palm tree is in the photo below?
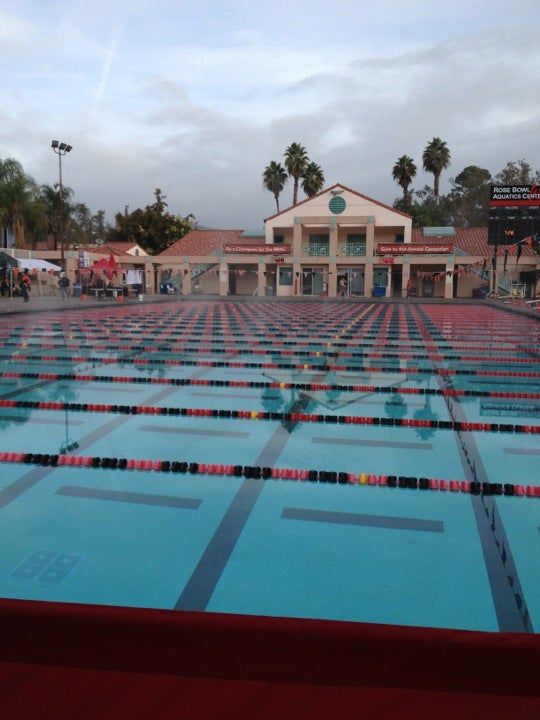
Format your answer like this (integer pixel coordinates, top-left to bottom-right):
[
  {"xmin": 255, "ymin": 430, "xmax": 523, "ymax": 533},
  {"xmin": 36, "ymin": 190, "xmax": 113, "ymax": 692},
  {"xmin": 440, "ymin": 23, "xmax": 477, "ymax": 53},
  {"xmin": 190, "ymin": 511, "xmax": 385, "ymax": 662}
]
[
  {"xmin": 422, "ymin": 137, "xmax": 451, "ymax": 206},
  {"xmin": 284, "ymin": 142, "xmax": 309, "ymax": 206},
  {"xmin": 302, "ymin": 162, "xmax": 325, "ymax": 197},
  {"xmin": 0, "ymin": 157, "xmax": 39, "ymax": 248},
  {"xmin": 263, "ymin": 161, "xmax": 288, "ymax": 213},
  {"xmin": 392, "ymin": 155, "xmax": 417, "ymax": 209}
]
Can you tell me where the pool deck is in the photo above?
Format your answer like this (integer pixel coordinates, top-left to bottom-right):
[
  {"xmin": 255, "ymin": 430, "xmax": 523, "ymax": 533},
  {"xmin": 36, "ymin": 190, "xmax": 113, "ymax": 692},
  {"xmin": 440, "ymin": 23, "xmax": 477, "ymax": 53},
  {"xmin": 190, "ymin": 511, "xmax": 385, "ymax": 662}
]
[{"xmin": 1, "ymin": 292, "xmax": 539, "ymax": 320}]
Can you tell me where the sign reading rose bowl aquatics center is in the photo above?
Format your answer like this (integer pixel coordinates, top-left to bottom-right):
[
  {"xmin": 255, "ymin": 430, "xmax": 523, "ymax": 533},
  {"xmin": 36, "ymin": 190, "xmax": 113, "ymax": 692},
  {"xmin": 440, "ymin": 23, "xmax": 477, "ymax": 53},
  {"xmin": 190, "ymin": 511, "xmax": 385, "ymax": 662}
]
[{"xmin": 488, "ymin": 184, "xmax": 540, "ymax": 245}]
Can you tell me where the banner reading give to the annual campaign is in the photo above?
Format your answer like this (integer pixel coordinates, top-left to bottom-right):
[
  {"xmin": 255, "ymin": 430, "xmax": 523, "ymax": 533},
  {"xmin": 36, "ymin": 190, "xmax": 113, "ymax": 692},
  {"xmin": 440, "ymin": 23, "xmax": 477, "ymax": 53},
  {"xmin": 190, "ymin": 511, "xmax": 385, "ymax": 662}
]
[{"xmin": 488, "ymin": 184, "xmax": 540, "ymax": 245}]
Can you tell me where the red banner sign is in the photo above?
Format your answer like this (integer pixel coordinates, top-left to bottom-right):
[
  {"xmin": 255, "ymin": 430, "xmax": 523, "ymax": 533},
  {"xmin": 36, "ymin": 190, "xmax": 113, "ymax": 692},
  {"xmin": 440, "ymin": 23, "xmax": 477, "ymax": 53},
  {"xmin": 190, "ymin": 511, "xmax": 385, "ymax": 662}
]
[
  {"xmin": 223, "ymin": 244, "xmax": 291, "ymax": 254},
  {"xmin": 377, "ymin": 244, "xmax": 453, "ymax": 255}
]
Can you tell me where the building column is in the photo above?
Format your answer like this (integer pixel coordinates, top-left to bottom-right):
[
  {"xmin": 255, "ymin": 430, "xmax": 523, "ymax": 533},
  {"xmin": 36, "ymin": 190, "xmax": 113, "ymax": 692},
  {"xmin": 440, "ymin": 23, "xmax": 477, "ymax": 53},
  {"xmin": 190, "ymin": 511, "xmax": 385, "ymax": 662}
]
[
  {"xmin": 181, "ymin": 262, "xmax": 191, "ymax": 294},
  {"xmin": 364, "ymin": 260, "xmax": 374, "ymax": 297},
  {"xmin": 219, "ymin": 263, "xmax": 228, "ymax": 296},
  {"xmin": 257, "ymin": 260, "xmax": 266, "ymax": 296},
  {"xmin": 293, "ymin": 218, "xmax": 302, "ymax": 256},
  {"xmin": 293, "ymin": 260, "xmax": 301, "ymax": 296},
  {"xmin": 365, "ymin": 217, "xmax": 376, "ymax": 297},
  {"xmin": 402, "ymin": 260, "xmax": 411, "ymax": 298},
  {"xmin": 365, "ymin": 216, "xmax": 375, "ymax": 256},
  {"xmin": 328, "ymin": 262, "xmax": 337, "ymax": 297},
  {"xmin": 329, "ymin": 217, "xmax": 338, "ymax": 256},
  {"xmin": 144, "ymin": 259, "xmax": 153, "ymax": 295},
  {"xmin": 445, "ymin": 261, "xmax": 454, "ymax": 299}
]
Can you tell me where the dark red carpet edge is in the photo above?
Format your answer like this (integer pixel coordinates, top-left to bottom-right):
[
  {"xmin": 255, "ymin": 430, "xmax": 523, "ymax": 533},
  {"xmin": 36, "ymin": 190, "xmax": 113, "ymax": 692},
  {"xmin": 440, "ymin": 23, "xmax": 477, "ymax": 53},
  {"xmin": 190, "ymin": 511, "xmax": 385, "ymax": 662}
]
[{"xmin": 0, "ymin": 599, "xmax": 538, "ymax": 719}]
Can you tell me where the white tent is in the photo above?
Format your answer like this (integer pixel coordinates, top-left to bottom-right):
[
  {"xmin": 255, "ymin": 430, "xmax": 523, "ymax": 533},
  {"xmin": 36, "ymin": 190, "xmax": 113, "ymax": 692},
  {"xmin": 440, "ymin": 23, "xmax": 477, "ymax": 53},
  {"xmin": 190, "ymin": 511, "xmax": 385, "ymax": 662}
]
[{"xmin": 17, "ymin": 258, "xmax": 61, "ymax": 272}]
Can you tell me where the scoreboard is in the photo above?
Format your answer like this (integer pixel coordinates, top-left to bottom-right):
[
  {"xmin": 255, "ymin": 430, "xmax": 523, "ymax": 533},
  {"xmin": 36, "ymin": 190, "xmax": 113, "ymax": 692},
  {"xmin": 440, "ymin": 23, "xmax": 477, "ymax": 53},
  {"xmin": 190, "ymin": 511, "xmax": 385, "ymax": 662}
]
[{"xmin": 488, "ymin": 184, "xmax": 540, "ymax": 245}]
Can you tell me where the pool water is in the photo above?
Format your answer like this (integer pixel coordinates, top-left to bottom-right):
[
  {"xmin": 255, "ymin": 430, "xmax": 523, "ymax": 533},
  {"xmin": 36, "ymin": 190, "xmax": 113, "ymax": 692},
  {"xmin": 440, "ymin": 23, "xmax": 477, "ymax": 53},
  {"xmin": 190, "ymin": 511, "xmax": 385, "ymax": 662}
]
[{"xmin": 0, "ymin": 300, "xmax": 538, "ymax": 633}]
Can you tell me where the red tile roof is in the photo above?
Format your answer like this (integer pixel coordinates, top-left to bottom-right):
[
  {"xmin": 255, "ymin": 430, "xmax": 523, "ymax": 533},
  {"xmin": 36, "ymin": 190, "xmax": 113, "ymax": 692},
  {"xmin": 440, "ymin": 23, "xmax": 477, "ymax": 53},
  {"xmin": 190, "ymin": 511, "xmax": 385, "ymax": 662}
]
[
  {"xmin": 159, "ymin": 230, "xmax": 262, "ymax": 257},
  {"xmin": 157, "ymin": 226, "xmax": 538, "ymax": 260},
  {"xmin": 411, "ymin": 227, "xmax": 537, "ymax": 257},
  {"xmin": 91, "ymin": 242, "xmax": 145, "ymax": 256}
]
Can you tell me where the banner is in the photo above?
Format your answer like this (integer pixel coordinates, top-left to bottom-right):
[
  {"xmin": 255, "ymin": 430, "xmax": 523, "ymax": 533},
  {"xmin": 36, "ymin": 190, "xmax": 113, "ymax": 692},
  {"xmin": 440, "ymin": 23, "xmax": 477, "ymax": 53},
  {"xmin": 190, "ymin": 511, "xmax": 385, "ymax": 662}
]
[
  {"xmin": 377, "ymin": 244, "xmax": 453, "ymax": 255},
  {"xmin": 222, "ymin": 244, "xmax": 290, "ymax": 254}
]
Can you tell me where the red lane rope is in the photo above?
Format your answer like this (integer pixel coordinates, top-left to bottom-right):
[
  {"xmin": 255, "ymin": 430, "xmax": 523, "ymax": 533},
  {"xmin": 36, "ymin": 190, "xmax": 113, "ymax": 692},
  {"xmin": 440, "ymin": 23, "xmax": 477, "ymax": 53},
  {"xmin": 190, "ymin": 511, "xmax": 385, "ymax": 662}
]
[
  {"xmin": 2, "ymin": 370, "xmax": 539, "ymax": 400},
  {"xmin": 0, "ymin": 398, "xmax": 538, "ymax": 434},
  {"xmin": 1, "ymin": 451, "xmax": 538, "ymax": 500},
  {"xmin": 4, "ymin": 354, "xmax": 540, "ymax": 378},
  {"xmin": 3, "ymin": 339, "xmax": 538, "ymax": 365}
]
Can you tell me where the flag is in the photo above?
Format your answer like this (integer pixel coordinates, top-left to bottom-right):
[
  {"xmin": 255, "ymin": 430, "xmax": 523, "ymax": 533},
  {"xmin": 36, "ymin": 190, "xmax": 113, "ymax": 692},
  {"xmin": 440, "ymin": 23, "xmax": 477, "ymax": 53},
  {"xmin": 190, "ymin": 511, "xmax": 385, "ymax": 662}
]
[{"xmin": 523, "ymin": 236, "xmax": 533, "ymax": 246}]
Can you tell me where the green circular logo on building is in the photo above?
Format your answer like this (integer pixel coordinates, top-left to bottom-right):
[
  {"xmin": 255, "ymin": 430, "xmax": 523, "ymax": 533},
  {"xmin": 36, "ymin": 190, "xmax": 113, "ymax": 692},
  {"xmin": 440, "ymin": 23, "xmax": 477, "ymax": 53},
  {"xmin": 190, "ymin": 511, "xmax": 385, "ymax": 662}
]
[{"xmin": 329, "ymin": 196, "xmax": 346, "ymax": 214}]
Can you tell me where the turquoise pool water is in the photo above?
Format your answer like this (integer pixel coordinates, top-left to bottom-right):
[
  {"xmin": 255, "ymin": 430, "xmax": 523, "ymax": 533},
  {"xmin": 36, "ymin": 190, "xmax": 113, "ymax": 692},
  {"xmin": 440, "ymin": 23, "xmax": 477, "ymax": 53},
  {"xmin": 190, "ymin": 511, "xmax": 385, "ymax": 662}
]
[{"xmin": 0, "ymin": 300, "xmax": 538, "ymax": 633}]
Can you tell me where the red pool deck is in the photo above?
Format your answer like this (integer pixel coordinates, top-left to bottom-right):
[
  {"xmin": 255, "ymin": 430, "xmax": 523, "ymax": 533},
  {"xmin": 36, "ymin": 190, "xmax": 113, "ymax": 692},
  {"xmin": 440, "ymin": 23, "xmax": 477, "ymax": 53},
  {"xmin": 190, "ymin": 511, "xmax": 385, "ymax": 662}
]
[{"xmin": 1, "ymin": 599, "xmax": 539, "ymax": 719}]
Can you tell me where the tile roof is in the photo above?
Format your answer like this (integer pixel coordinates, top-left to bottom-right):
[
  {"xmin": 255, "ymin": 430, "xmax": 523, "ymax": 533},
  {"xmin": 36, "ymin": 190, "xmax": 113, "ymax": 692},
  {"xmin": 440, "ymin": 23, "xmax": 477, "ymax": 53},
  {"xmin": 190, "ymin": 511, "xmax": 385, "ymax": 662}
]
[
  {"xmin": 159, "ymin": 230, "xmax": 264, "ymax": 257},
  {"xmin": 411, "ymin": 227, "xmax": 537, "ymax": 258},
  {"xmin": 92, "ymin": 242, "xmax": 146, "ymax": 256},
  {"xmin": 157, "ymin": 226, "xmax": 538, "ymax": 260}
]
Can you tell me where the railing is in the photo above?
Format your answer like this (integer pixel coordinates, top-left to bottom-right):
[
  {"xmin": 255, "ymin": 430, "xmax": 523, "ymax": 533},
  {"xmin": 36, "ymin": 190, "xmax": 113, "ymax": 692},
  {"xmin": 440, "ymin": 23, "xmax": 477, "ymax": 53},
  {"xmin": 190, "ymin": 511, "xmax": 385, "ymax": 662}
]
[
  {"xmin": 302, "ymin": 243, "xmax": 329, "ymax": 257},
  {"xmin": 191, "ymin": 262, "xmax": 218, "ymax": 280},
  {"xmin": 337, "ymin": 242, "xmax": 366, "ymax": 257},
  {"xmin": 466, "ymin": 263, "xmax": 511, "ymax": 295}
]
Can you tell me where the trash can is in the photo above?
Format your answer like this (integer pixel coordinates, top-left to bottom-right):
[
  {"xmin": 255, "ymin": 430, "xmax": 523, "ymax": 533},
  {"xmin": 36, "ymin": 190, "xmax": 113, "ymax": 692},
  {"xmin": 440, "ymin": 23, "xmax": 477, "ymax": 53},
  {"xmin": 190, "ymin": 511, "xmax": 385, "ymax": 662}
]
[
  {"xmin": 72, "ymin": 283, "xmax": 82, "ymax": 298},
  {"xmin": 265, "ymin": 286, "xmax": 274, "ymax": 296},
  {"xmin": 373, "ymin": 286, "xmax": 386, "ymax": 297}
]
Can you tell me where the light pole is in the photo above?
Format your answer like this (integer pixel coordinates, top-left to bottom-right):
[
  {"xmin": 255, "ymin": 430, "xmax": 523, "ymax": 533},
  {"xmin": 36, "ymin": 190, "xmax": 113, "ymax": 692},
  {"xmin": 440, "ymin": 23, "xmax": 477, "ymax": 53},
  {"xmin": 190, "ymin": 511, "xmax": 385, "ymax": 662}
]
[{"xmin": 51, "ymin": 140, "xmax": 72, "ymax": 268}]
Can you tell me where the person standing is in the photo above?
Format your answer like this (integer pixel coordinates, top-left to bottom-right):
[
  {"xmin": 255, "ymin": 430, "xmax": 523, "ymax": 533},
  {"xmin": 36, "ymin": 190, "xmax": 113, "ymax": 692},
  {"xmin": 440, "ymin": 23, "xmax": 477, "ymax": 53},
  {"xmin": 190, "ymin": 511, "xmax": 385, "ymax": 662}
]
[
  {"xmin": 59, "ymin": 273, "xmax": 70, "ymax": 299},
  {"xmin": 20, "ymin": 271, "xmax": 31, "ymax": 302}
]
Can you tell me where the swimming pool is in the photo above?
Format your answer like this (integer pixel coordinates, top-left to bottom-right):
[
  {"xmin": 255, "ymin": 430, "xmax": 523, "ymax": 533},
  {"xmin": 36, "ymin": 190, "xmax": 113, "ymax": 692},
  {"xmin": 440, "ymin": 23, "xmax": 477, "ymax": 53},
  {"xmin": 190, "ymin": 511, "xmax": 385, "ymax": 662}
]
[{"xmin": 0, "ymin": 299, "xmax": 538, "ymax": 634}]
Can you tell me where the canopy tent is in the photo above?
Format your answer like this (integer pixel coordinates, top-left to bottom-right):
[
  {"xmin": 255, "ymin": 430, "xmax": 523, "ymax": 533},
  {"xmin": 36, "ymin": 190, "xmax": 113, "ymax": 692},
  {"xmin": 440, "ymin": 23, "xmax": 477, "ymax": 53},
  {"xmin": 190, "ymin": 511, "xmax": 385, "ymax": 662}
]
[
  {"xmin": 0, "ymin": 251, "xmax": 18, "ymax": 269},
  {"xmin": 90, "ymin": 254, "xmax": 120, "ymax": 272},
  {"xmin": 16, "ymin": 258, "xmax": 61, "ymax": 272}
]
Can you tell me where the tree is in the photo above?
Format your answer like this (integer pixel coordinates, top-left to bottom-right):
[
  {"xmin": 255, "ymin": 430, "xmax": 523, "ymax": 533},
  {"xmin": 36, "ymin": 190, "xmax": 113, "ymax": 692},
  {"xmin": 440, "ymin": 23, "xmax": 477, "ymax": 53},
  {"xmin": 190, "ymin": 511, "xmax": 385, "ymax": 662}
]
[
  {"xmin": 39, "ymin": 183, "xmax": 74, "ymax": 251},
  {"xmin": 92, "ymin": 210, "xmax": 108, "ymax": 242},
  {"xmin": 302, "ymin": 162, "xmax": 325, "ymax": 197},
  {"xmin": 422, "ymin": 137, "xmax": 451, "ymax": 206},
  {"xmin": 263, "ymin": 161, "xmax": 288, "ymax": 213},
  {"xmin": 284, "ymin": 142, "xmax": 309, "ymax": 206},
  {"xmin": 399, "ymin": 185, "xmax": 450, "ymax": 227},
  {"xmin": 494, "ymin": 159, "xmax": 540, "ymax": 185},
  {"xmin": 392, "ymin": 155, "xmax": 417, "ymax": 209},
  {"xmin": 0, "ymin": 157, "xmax": 40, "ymax": 248},
  {"xmin": 445, "ymin": 165, "xmax": 492, "ymax": 226},
  {"xmin": 107, "ymin": 188, "xmax": 196, "ymax": 254}
]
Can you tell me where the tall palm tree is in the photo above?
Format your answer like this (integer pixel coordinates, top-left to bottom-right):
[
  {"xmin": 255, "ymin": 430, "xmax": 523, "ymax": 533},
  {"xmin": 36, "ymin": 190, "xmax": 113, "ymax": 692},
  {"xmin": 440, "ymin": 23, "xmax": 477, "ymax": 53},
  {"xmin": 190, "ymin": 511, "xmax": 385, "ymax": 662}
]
[
  {"xmin": 422, "ymin": 137, "xmax": 451, "ymax": 206},
  {"xmin": 262, "ymin": 161, "xmax": 288, "ymax": 213},
  {"xmin": 392, "ymin": 155, "xmax": 417, "ymax": 209},
  {"xmin": 284, "ymin": 142, "xmax": 309, "ymax": 206},
  {"xmin": 0, "ymin": 157, "xmax": 39, "ymax": 248},
  {"xmin": 302, "ymin": 162, "xmax": 325, "ymax": 197}
]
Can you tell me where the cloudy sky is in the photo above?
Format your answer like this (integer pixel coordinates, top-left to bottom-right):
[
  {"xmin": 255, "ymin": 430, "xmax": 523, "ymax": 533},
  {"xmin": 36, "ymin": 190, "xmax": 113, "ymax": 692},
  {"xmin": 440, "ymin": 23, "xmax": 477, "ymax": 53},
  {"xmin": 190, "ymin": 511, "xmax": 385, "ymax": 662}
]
[{"xmin": 2, "ymin": 0, "xmax": 540, "ymax": 229}]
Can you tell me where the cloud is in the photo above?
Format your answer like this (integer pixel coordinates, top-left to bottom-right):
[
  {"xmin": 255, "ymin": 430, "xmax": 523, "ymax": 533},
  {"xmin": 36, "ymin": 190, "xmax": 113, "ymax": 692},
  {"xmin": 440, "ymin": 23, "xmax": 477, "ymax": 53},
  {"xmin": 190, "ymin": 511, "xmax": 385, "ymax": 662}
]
[{"xmin": 2, "ymin": 1, "xmax": 540, "ymax": 230}]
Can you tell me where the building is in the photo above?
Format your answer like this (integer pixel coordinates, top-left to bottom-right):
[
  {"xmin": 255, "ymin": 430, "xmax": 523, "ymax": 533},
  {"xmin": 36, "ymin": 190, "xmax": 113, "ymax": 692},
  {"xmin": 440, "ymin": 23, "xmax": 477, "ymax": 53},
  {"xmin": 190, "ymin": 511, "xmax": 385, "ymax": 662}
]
[
  {"xmin": 8, "ymin": 184, "xmax": 538, "ymax": 299},
  {"xmin": 159, "ymin": 184, "xmax": 539, "ymax": 299}
]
